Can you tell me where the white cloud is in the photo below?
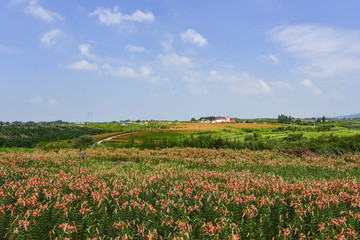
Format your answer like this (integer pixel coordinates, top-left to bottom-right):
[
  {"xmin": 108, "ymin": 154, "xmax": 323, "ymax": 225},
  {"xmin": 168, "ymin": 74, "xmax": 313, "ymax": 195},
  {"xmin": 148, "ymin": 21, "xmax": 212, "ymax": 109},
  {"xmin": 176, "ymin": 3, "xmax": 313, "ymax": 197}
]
[
  {"xmin": 102, "ymin": 63, "xmax": 168, "ymax": 84},
  {"xmin": 140, "ymin": 65, "xmax": 152, "ymax": 78},
  {"xmin": 29, "ymin": 96, "xmax": 57, "ymax": 105},
  {"xmin": 180, "ymin": 29, "xmax": 208, "ymax": 47},
  {"xmin": 0, "ymin": 44, "xmax": 14, "ymax": 52},
  {"xmin": 123, "ymin": 10, "xmax": 154, "ymax": 22},
  {"xmin": 29, "ymin": 96, "xmax": 42, "ymax": 104},
  {"xmin": 182, "ymin": 73, "xmax": 208, "ymax": 94},
  {"xmin": 300, "ymin": 79, "xmax": 344, "ymax": 100},
  {"xmin": 47, "ymin": 99, "xmax": 57, "ymax": 105},
  {"xmin": 9, "ymin": 0, "xmax": 25, "ymax": 5},
  {"xmin": 271, "ymin": 81, "xmax": 292, "ymax": 90},
  {"xmin": 40, "ymin": 29, "xmax": 62, "ymax": 46},
  {"xmin": 209, "ymin": 70, "xmax": 272, "ymax": 95},
  {"xmin": 328, "ymin": 91, "xmax": 345, "ymax": 100},
  {"xmin": 102, "ymin": 64, "xmax": 137, "ymax": 78},
  {"xmin": 160, "ymin": 34, "xmax": 174, "ymax": 50},
  {"xmin": 26, "ymin": 0, "xmax": 64, "ymax": 22},
  {"xmin": 271, "ymin": 24, "xmax": 360, "ymax": 77},
  {"xmin": 64, "ymin": 60, "xmax": 98, "ymax": 71},
  {"xmin": 89, "ymin": 6, "xmax": 154, "ymax": 25},
  {"xmin": 158, "ymin": 53, "xmax": 193, "ymax": 68},
  {"xmin": 79, "ymin": 44, "xmax": 97, "ymax": 59},
  {"xmin": 125, "ymin": 44, "xmax": 145, "ymax": 52},
  {"xmin": 300, "ymin": 79, "xmax": 323, "ymax": 96},
  {"xmin": 262, "ymin": 54, "xmax": 280, "ymax": 64},
  {"xmin": 102, "ymin": 63, "xmax": 162, "ymax": 83}
]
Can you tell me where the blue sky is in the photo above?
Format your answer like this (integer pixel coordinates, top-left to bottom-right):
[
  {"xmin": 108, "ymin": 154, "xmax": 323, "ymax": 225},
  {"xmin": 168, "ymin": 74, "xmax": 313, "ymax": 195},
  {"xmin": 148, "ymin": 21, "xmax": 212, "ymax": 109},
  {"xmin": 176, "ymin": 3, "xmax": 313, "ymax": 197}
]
[{"xmin": 1, "ymin": 0, "xmax": 360, "ymax": 122}]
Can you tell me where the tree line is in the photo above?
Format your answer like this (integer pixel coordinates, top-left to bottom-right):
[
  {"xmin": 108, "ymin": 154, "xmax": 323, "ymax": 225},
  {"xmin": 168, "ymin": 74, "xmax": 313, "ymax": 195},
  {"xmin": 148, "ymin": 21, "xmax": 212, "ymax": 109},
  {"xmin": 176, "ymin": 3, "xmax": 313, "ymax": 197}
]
[{"xmin": 0, "ymin": 124, "xmax": 106, "ymax": 148}]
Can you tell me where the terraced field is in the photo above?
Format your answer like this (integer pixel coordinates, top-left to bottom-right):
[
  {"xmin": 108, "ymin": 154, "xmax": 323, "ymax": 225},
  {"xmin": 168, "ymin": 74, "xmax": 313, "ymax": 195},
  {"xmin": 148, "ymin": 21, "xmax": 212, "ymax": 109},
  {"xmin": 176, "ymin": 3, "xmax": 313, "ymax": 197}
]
[{"xmin": 103, "ymin": 123, "xmax": 280, "ymax": 143}]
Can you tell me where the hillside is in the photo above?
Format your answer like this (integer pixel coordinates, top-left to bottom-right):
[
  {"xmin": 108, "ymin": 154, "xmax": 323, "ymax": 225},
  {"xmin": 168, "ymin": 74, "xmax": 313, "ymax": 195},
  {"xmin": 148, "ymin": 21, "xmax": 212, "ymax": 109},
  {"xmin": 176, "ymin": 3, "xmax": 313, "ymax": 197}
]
[{"xmin": 333, "ymin": 113, "xmax": 360, "ymax": 119}]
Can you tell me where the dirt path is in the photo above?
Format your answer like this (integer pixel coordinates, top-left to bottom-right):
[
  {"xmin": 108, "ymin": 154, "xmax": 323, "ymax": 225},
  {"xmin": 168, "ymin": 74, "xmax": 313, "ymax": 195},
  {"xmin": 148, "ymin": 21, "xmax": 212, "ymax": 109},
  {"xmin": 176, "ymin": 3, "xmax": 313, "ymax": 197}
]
[{"xmin": 97, "ymin": 132, "xmax": 134, "ymax": 144}]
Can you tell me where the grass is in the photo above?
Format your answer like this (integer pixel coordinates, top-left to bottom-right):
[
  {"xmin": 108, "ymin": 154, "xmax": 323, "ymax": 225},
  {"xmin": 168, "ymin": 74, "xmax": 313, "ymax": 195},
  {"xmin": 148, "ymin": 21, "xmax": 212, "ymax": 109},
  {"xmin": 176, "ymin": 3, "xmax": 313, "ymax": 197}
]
[
  {"xmin": 0, "ymin": 147, "xmax": 36, "ymax": 153},
  {"xmin": 102, "ymin": 123, "xmax": 359, "ymax": 147}
]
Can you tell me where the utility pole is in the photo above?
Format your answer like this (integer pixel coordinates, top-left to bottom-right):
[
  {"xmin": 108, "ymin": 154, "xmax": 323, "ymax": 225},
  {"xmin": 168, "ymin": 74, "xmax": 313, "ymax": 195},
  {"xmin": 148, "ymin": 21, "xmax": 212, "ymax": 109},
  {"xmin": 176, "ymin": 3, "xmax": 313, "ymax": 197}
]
[{"xmin": 87, "ymin": 112, "xmax": 94, "ymax": 123}]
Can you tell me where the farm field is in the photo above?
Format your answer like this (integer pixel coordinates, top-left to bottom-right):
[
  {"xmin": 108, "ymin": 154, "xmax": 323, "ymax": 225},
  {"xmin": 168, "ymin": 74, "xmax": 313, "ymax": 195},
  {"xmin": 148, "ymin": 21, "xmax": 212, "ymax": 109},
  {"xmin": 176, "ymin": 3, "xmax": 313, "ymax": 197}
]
[
  {"xmin": 169, "ymin": 123, "xmax": 280, "ymax": 131},
  {"xmin": 99, "ymin": 123, "xmax": 281, "ymax": 144},
  {"xmin": 1, "ymin": 147, "xmax": 360, "ymax": 239},
  {"xmin": 99, "ymin": 123, "xmax": 360, "ymax": 157},
  {"xmin": 104, "ymin": 126, "xmax": 360, "ymax": 144}
]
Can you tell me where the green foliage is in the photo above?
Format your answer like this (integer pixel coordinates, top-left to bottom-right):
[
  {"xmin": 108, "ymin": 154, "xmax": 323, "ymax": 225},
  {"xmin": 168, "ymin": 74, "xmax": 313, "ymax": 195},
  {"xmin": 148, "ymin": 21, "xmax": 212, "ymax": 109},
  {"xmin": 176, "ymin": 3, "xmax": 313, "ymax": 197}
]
[
  {"xmin": 72, "ymin": 135, "xmax": 96, "ymax": 149},
  {"xmin": 106, "ymin": 130, "xmax": 360, "ymax": 156},
  {"xmin": 88, "ymin": 122, "xmax": 149, "ymax": 132},
  {"xmin": 0, "ymin": 124, "xmax": 106, "ymax": 148},
  {"xmin": 278, "ymin": 114, "xmax": 293, "ymax": 124},
  {"xmin": 282, "ymin": 133, "xmax": 303, "ymax": 141},
  {"xmin": 244, "ymin": 132, "xmax": 262, "ymax": 141},
  {"xmin": 37, "ymin": 141, "xmax": 72, "ymax": 150},
  {"xmin": 334, "ymin": 119, "xmax": 360, "ymax": 130}
]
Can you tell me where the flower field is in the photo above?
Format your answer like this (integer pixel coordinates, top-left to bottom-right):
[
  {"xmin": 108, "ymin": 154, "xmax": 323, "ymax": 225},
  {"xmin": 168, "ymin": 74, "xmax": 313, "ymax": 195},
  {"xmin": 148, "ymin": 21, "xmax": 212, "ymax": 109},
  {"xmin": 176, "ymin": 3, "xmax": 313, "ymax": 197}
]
[
  {"xmin": 171, "ymin": 123, "xmax": 279, "ymax": 131},
  {"xmin": 1, "ymin": 148, "xmax": 360, "ymax": 239}
]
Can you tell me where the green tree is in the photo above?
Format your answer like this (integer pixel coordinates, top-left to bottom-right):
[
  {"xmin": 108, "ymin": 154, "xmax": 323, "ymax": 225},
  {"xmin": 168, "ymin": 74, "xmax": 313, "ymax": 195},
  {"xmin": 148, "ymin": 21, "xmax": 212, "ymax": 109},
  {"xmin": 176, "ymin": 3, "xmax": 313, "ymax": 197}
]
[
  {"xmin": 72, "ymin": 135, "xmax": 96, "ymax": 149},
  {"xmin": 278, "ymin": 114, "xmax": 293, "ymax": 124}
]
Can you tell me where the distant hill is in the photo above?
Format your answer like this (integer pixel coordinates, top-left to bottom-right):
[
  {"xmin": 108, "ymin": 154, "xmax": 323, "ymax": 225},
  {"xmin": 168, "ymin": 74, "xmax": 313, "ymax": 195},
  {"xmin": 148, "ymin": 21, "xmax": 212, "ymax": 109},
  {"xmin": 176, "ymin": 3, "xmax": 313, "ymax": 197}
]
[{"xmin": 333, "ymin": 113, "xmax": 360, "ymax": 119}]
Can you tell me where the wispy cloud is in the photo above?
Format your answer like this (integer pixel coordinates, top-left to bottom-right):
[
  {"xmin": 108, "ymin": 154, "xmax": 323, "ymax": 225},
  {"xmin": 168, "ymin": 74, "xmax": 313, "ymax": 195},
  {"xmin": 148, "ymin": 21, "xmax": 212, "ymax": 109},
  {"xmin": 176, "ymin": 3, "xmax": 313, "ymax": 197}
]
[
  {"xmin": 61, "ymin": 43, "xmax": 167, "ymax": 84},
  {"xmin": 102, "ymin": 64, "xmax": 138, "ymax": 78},
  {"xmin": 271, "ymin": 24, "xmax": 360, "ymax": 77},
  {"xmin": 180, "ymin": 29, "xmax": 208, "ymax": 47},
  {"xmin": 300, "ymin": 79, "xmax": 344, "ymax": 100},
  {"xmin": 102, "ymin": 63, "xmax": 166, "ymax": 84},
  {"xmin": 182, "ymin": 73, "xmax": 208, "ymax": 94},
  {"xmin": 209, "ymin": 70, "xmax": 272, "ymax": 95},
  {"xmin": 125, "ymin": 44, "xmax": 146, "ymax": 52},
  {"xmin": 23, "ymin": 0, "xmax": 64, "ymax": 22},
  {"xmin": 157, "ymin": 53, "xmax": 193, "ymax": 69},
  {"xmin": 59, "ymin": 35, "xmax": 276, "ymax": 97},
  {"xmin": 300, "ymin": 79, "xmax": 323, "ymax": 96},
  {"xmin": 64, "ymin": 60, "xmax": 98, "ymax": 71},
  {"xmin": 261, "ymin": 54, "xmax": 280, "ymax": 64},
  {"xmin": 61, "ymin": 39, "xmax": 276, "ymax": 97},
  {"xmin": 270, "ymin": 81, "xmax": 292, "ymax": 90},
  {"xmin": 160, "ymin": 34, "xmax": 174, "ymax": 50},
  {"xmin": 0, "ymin": 44, "xmax": 15, "ymax": 52},
  {"xmin": 79, "ymin": 44, "xmax": 97, "ymax": 60},
  {"xmin": 89, "ymin": 6, "xmax": 154, "ymax": 25},
  {"xmin": 29, "ymin": 96, "xmax": 57, "ymax": 105},
  {"xmin": 40, "ymin": 29, "xmax": 62, "ymax": 46},
  {"xmin": 9, "ymin": 0, "xmax": 25, "ymax": 5}
]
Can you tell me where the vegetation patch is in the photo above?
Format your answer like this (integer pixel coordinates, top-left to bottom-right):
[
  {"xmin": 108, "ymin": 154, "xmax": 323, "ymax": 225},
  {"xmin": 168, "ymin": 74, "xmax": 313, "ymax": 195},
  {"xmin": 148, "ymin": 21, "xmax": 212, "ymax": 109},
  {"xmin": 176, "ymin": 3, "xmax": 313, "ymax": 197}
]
[
  {"xmin": 0, "ymin": 124, "xmax": 106, "ymax": 148},
  {"xmin": 1, "ymin": 148, "xmax": 360, "ymax": 239}
]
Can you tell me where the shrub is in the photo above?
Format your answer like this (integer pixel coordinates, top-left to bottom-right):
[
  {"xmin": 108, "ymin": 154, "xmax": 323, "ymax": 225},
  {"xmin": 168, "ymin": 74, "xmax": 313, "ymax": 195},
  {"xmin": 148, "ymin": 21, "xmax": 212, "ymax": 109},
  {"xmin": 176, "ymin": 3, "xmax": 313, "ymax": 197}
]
[
  {"xmin": 281, "ymin": 146, "xmax": 315, "ymax": 157},
  {"xmin": 72, "ymin": 135, "xmax": 96, "ymax": 149},
  {"xmin": 244, "ymin": 132, "xmax": 262, "ymax": 141},
  {"xmin": 37, "ymin": 141, "xmax": 71, "ymax": 150},
  {"xmin": 283, "ymin": 133, "xmax": 303, "ymax": 141}
]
